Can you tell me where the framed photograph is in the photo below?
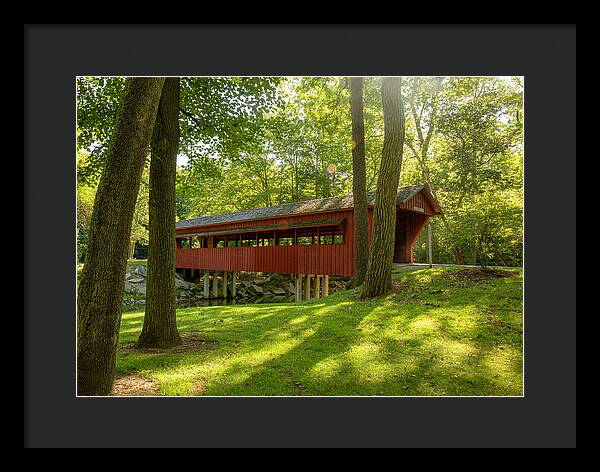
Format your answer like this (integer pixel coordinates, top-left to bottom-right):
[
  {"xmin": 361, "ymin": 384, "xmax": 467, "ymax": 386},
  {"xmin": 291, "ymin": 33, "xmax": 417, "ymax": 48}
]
[{"xmin": 24, "ymin": 24, "xmax": 576, "ymax": 448}]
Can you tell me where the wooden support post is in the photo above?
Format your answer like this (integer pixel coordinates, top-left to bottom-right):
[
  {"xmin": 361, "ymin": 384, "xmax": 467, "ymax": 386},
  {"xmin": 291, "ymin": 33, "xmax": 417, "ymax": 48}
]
[
  {"xmin": 427, "ymin": 223, "xmax": 432, "ymax": 268},
  {"xmin": 232, "ymin": 271, "xmax": 237, "ymax": 298},
  {"xmin": 295, "ymin": 274, "xmax": 303, "ymax": 302},
  {"xmin": 315, "ymin": 275, "xmax": 321, "ymax": 299},
  {"xmin": 223, "ymin": 271, "xmax": 229, "ymax": 298},
  {"xmin": 304, "ymin": 274, "xmax": 312, "ymax": 301},
  {"xmin": 212, "ymin": 272, "xmax": 219, "ymax": 298},
  {"xmin": 323, "ymin": 275, "xmax": 329, "ymax": 297},
  {"xmin": 204, "ymin": 271, "xmax": 210, "ymax": 298}
]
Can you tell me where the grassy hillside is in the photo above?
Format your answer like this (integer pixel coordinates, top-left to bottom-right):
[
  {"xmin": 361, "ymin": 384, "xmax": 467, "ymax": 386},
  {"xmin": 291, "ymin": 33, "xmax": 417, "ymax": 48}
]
[{"xmin": 116, "ymin": 267, "xmax": 523, "ymax": 396}]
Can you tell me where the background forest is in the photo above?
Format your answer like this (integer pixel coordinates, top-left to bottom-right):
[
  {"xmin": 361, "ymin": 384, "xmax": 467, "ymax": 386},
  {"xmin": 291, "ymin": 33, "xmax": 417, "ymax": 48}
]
[{"xmin": 77, "ymin": 76, "xmax": 523, "ymax": 267}]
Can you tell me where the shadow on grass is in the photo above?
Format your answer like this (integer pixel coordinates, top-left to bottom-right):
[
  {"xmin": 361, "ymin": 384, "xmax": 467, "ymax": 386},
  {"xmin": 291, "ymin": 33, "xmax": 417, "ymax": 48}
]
[{"xmin": 116, "ymin": 268, "xmax": 523, "ymax": 396}]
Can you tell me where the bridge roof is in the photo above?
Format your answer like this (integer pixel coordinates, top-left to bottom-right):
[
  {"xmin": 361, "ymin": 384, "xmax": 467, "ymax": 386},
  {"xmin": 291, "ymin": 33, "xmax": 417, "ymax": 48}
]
[{"xmin": 176, "ymin": 184, "xmax": 437, "ymax": 230}]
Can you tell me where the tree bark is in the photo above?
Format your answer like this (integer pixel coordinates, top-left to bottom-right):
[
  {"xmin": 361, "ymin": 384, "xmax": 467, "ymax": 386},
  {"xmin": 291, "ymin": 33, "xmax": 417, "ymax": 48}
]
[
  {"xmin": 349, "ymin": 77, "xmax": 369, "ymax": 287},
  {"xmin": 77, "ymin": 77, "xmax": 166, "ymax": 395},
  {"xmin": 361, "ymin": 77, "xmax": 405, "ymax": 299},
  {"xmin": 454, "ymin": 246, "xmax": 465, "ymax": 264},
  {"xmin": 138, "ymin": 78, "xmax": 182, "ymax": 349}
]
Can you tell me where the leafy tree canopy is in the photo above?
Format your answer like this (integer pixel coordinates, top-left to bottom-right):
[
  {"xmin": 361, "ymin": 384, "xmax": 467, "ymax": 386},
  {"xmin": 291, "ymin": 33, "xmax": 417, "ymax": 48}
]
[
  {"xmin": 77, "ymin": 75, "xmax": 524, "ymax": 267},
  {"xmin": 76, "ymin": 76, "xmax": 282, "ymax": 184}
]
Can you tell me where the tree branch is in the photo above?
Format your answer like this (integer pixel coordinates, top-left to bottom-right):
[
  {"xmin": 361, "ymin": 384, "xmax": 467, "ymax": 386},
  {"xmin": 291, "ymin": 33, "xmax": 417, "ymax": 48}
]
[{"xmin": 179, "ymin": 107, "xmax": 205, "ymax": 130}]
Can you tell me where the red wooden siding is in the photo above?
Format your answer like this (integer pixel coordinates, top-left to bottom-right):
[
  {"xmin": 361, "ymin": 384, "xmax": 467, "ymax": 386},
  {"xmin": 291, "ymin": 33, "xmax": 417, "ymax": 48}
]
[
  {"xmin": 397, "ymin": 191, "xmax": 436, "ymax": 216},
  {"xmin": 403, "ymin": 212, "xmax": 429, "ymax": 263},
  {"xmin": 176, "ymin": 187, "xmax": 437, "ymax": 276},
  {"xmin": 393, "ymin": 212, "xmax": 408, "ymax": 262},
  {"xmin": 176, "ymin": 210, "xmax": 355, "ymax": 276},
  {"xmin": 176, "ymin": 243, "xmax": 355, "ymax": 276}
]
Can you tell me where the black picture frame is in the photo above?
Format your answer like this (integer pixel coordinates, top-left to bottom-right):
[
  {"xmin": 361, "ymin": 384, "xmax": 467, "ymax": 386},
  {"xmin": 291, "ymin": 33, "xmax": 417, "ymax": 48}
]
[{"xmin": 24, "ymin": 24, "xmax": 576, "ymax": 448}]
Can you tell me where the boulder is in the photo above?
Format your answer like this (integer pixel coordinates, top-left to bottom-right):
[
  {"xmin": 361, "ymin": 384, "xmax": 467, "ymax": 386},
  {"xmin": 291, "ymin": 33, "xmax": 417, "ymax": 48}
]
[
  {"xmin": 124, "ymin": 281, "xmax": 137, "ymax": 293},
  {"xmin": 123, "ymin": 280, "xmax": 146, "ymax": 295},
  {"xmin": 133, "ymin": 265, "xmax": 147, "ymax": 276},
  {"xmin": 251, "ymin": 284, "xmax": 264, "ymax": 294},
  {"xmin": 175, "ymin": 278, "xmax": 196, "ymax": 290},
  {"xmin": 127, "ymin": 275, "xmax": 145, "ymax": 284}
]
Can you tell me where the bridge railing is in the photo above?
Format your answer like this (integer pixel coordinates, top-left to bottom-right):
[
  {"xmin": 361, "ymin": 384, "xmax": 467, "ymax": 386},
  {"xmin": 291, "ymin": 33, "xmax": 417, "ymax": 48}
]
[{"xmin": 175, "ymin": 243, "xmax": 353, "ymax": 277}]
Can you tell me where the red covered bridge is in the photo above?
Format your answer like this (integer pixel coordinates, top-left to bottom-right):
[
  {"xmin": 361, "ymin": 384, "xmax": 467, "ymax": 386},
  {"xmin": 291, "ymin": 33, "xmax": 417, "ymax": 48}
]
[{"xmin": 175, "ymin": 184, "xmax": 441, "ymax": 284}]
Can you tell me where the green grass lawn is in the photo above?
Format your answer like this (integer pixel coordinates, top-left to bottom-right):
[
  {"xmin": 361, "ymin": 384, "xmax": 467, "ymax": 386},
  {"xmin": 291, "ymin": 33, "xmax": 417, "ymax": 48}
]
[
  {"xmin": 116, "ymin": 267, "xmax": 523, "ymax": 396},
  {"xmin": 127, "ymin": 258, "xmax": 147, "ymax": 267}
]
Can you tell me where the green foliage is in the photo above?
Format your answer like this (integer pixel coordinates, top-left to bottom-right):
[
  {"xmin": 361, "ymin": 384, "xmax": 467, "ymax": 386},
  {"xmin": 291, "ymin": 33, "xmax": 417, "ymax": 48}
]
[
  {"xmin": 175, "ymin": 77, "xmax": 387, "ymax": 217},
  {"xmin": 76, "ymin": 76, "xmax": 282, "ymax": 180},
  {"xmin": 76, "ymin": 151, "xmax": 97, "ymax": 262},
  {"xmin": 179, "ymin": 77, "xmax": 282, "ymax": 165},
  {"xmin": 131, "ymin": 168, "xmax": 150, "ymax": 244},
  {"xmin": 435, "ymin": 77, "xmax": 522, "ymax": 197},
  {"xmin": 76, "ymin": 149, "xmax": 150, "ymax": 261},
  {"xmin": 174, "ymin": 77, "xmax": 353, "ymax": 216},
  {"xmin": 451, "ymin": 190, "xmax": 523, "ymax": 267},
  {"xmin": 77, "ymin": 75, "xmax": 524, "ymax": 267},
  {"xmin": 406, "ymin": 77, "xmax": 523, "ymax": 266},
  {"xmin": 76, "ymin": 77, "xmax": 126, "ymax": 184}
]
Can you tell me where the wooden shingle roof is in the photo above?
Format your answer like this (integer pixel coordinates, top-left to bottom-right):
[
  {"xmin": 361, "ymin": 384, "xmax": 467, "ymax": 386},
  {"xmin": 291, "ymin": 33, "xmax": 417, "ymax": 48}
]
[{"xmin": 176, "ymin": 184, "xmax": 431, "ymax": 230}]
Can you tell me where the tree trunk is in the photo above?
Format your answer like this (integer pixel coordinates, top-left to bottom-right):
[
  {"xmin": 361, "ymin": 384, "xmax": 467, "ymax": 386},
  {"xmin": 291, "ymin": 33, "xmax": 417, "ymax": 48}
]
[
  {"xmin": 138, "ymin": 78, "xmax": 182, "ymax": 349},
  {"xmin": 361, "ymin": 77, "xmax": 405, "ymax": 299},
  {"xmin": 129, "ymin": 240, "xmax": 136, "ymax": 259},
  {"xmin": 349, "ymin": 77, "xmax": 369, "ymax": 287},
  {"xmin": 406, "ymin": 83, "xmax": 469, "ymax": 268},
  {"xmin": 77, "ymin": 77, "xmax": 166, "ymax": 395},
  {"xmin": 454, "ymin": 247, "xmax": 465, "ymax": 265}
]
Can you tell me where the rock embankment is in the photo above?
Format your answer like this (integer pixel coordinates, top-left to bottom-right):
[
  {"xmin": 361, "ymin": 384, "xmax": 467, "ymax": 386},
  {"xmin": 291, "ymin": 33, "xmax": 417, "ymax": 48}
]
[{"xmin": 123, "ymin": 265, "xmax": 350, "ymax": 307}]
